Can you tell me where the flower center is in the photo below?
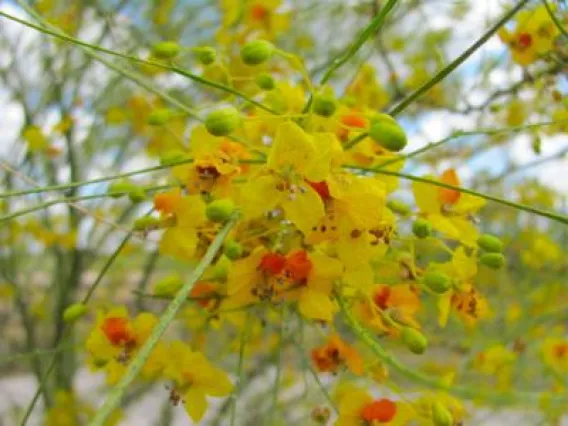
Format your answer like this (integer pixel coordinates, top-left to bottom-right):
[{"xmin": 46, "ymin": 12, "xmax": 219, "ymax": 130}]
[
  {"xmin": 307, "ymin": 180, "xmax": 331, "ymax": 201},
  {"xmin": 373, "ymin": 286, "xmax": 391, "ymax": 311},
  {"xmin": 101, "ymin": 317, "xmax": 135, "ymax": 347},
  {"xmin": 360, "ymin": 398, "xmax": 397, "ymax": 423},
  {"xmin": 259, "ymin": 253, "xmax": 287, "ymax": 276},
  {"xmin": 517, "ymin": 32, "xmax": 533, "ymax": 49},
  {"xmin": 250, "ymin": 4, "xmax": 269, "ymax": 21},
  {"xmin": 283, "ymin": 250, "xmax": 313, "ymax": 282}
]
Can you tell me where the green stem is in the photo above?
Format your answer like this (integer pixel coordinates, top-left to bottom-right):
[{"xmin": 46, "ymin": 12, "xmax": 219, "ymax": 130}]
[
  {"xmin": 269, "ymin": 308, "xmax": 286, "ymax": 425},
  {"xmin": 0, "ymin": 159, "xmax": 192, "ymax": 199},
  {"xmin": 343, "ymin": 132, "xmax": 369, "ymax": 150},
  {"xmin": 338, "ymin": 293, "xmax": 567, "ymax": 406},
  {"xmin": 0, "ymin": 10, "xmax": 278, "ymax": 115},
  {"xmin": 388, "ymin": 0, "xmax": 531, "ymax": 116},
  {"xmin": 541, "ymin": 0, "xmax": 568, "ymax": 40},
  {"xmin": 19, "ymin": 230, "xmax": 134, "ymax": 426},
  {"xmin": 376, "ymin": 119, "xmax": 568, "ymax": 169},
  {"xmin": 90, "ymin": 216, "xmax": 237, "ymax": 426},
  {"xmin": 350, "ymin": 165, "xmax": 568, "ymax": 225},
  {"xmin": 319, "ymin": 0, "xmax": 399, "ymax": 85},
  {"xmin": 229, "ymin": 312, "xmax": 250, "ymax": 426}
]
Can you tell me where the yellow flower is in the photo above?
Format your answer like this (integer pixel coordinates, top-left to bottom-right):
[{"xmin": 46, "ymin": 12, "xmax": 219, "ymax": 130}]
[
  {"xmin": 412, "ymin": 169, "xmax": 485, "ymax": 246},
  {"xmin": 434, "ymin": 246, "xmax": 489, "ymax": 328},
  {"xmin": 542, "ymin": 337, "xmax": 568, "ymax": 374},
  {"xmin": 334, "ymin": 383, "xmax": 404, "ymax": 425},
  {"xmin": 344, "ymin": 64, "xmax": 390, "ymax": 110},
  {"xmin": 498, "ymin": 5, "xmax": 560, "ymax": 66},
  {"xmin": 240, "ymin": 122, "xmax": 334, "ymax": 234},
  {"xmin": 311, "ymin": 333, "xmax": 364, "ymax": 375},
  {"xmin": 226, "ymin": 248, "xmax": 343, "ymax": 322},
  {"xmin": 474, "ymin": 345, "xmax": 517, "ymax": 389},
  {"xmin": 158, "ymin": 195, "xmax": 208, "ymax": 261},
  {"xmin": 86, "ymin": 307, "xmax": 165, "ymax": 384},
  {"xmin": 163, "ymin": 341, "xmax": 233, "ymax": 422}
]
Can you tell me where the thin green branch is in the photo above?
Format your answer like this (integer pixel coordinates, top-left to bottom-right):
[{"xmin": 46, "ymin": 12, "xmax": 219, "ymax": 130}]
[
  {"xmin": 90, "ymin": 216, "xmax": 237, "ymax": 426},
  {"xmin": 542, "ymin": 0, "xmax": 568, "ymax": 40},
  {"xmin": 353, "ymin": 166, "xmax": 568, "ymax": 225},
  {"xmin": 338, "ymin": 293, "xmax": 567, "ymax": 406},
  {"xmin": 0, "ymin": 10, "xmax": 278, "ymax": 115},
  {"xmin": 229, "ymin": 313, "xmax": 251, "ymax": 426},
  {"xmin": 388, "ymin": 0, "xmax": 531, "ymax": 116},
  {"xmin": 319, "ymin": 0, "xmax": 399, "ymax": 85}
]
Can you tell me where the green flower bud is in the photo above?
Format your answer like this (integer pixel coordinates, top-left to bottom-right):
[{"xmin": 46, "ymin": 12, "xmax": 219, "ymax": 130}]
[
  {"xmin": 206, "ymin": 199, "xmax": 236, "ymax": 223},
  {"xmin": 479, "ymin": 253, "xmax": 505, "ymax": 270},
  {"xmin": 205, "ymin": 107, "xmax": 241, "ymax": 136},
  {"xmin": 210, "ymin": 255, "xmax": 231, "ymax": 281},
  {"xmin": 368, "ymin": 116, "xmax": 407, "ymax": 152},
  {"xmin": 93, "ymin": 358, "xmax": 108, "ymax": 368},
  {"xmin": 128, "ymin": 187, "xmax": 147, "ymax": 203},
  {"xmin": 313, "ymin": 95, "xmax": 337, "ymax": 117},
  {"xmin": 401, "ymin": 327, "xmax": 428, "ymax": 355},
  {"xmin": 147, "ymin": 108, "xmax": 173, "ymax": 126},
  {"xmin": 133, "ymin": 216, "xmax": 161, "ymax": 231},
  {"xmin": 107, "ymin": 180, "xmax": 136, "ymax": 198},
  {"xmin": 255, "ymin": 73, "xmax": 276, "ymax": 90},
  {"xmin": 224, "ymin": 240, "xmax": 243, "ymax": 260},
  {"xmin": 423, "ymin": 271, "xmax": 451, "ymax": 294},
  {"xmin": 151, "ymin": 41, "xmax": 181, "ymax": 59},
  {"xmin": 387, "ymin": 199, "xmax": 411, "ymax": 217},
  {"xmin": 477, "ymin": 234, "xmax": 503, "ymax": 253},
  {"xmin": 412, "ymin": 219, "xmax": 432, "ymax": 239},
  {"xmin": 532, "ymin": 136, "xmax": 542, "ymax": 155},
  {"xmin": 431, "ymin": 401, "xmax": 453, "ymax": 426},
  {"xmin": 195, "ymin": 46, "xmax": 216, "ymax": 65},
  {"xmin": 63, "ymin": 303, "xmax": 88, "ymax": 323},
  {"xmin": 154, "ymin": 274, "xmax": 183, "ymax": 296},
  {"xmin": 240, "ymin": 40, "xmax": 275, "ymax": 65}
]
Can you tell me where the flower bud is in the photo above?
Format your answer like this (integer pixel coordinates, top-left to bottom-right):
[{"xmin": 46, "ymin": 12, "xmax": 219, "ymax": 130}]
[
  {"xmin": 63, "ymin": 303, "xmax": 88, "ymax": 323},
  {"xmin": 205, "ymin": 107, "xmax": 241, "ymax": 136},
  {"xmin": 477, "ymin": 234, "xmax": 503, "ymax": 253},
  {"xmin": 154, "ymin": 274, "xmax": 183, "ymax": 296},
  {"xmin": 240, "ymin": 40, "xmax": 275, "ymax": 65},
  {"xmin": 210, "ymin": 255, "xmax": 231, "ymax": 281},
  {"xmin": 401, "ymin": 327, "xmax": 428, "ymax": 355},
  {"xmin": 151, "ymin": 41, "xmax": 181, "ymax": 59},
  {"xmin": 422, "ymin": 271, "xmax": 451, "ymax": 294},
  {"xmin": 206, "ymin": 199, "xmax": 236, "ymax": 223},
  {"xmin": 133, "ymin": 216, "xmax": 161, "ymax": 231},
  {"xmin": 194, "ymin": 46, "xmax": 216, "ymax": 65},
  {"xmin": 387, "ymin": 199, "xmax": 411, "ymax": 217},
  {"xmin": 147, "ymin": 108, "xmax": 172, "ymax": 126},
  {"xmin": 532, "ymin": 136, "xmax": 541, "ymax": 155},
  {"xmin": 224, "ymin": 240, "xmax": 243, "ymax": 260},
  {"xmin": 313, "ymin": 94, "xmax": 337, "ymax": 117},
  {"xmin": 479, "ymin": 253, "xmax": 505, "ymax": 270},
  {"xmin": 311, "ymin": 407, "xmax": 331, "ymax": 424},
  {"xmin": 368, "ymin": 115, "xmax": 407, "ymax": 152},
  {"xmin": 255, "ymin": 73, "xmax": 275, "ymax": 90},
  {"xmin": 107, "ymin": 180, "xmax": 136, "ymax": 198},
  {"xmin": 412, "ymin": 219, "xmax": 432, "ymax": 239},
  {"xmin": 432, "ymin": 401, "xmax": 453, "ymax": 426},
  {"xmin": 128, "ymin": 187, "xmax": 147, "ymax": 203}
]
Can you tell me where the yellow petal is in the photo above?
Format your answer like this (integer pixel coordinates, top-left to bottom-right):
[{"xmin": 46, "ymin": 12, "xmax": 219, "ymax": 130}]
[
  {"xmin": 159, "ymin": 228, "xmax": 198, "ymax": 260},
  {"xmin": 183, "ymin": 387, "xmax": 208, "ymax": 422},
  {"xmin": 412, "ymin": 178, "xmax": 440, "ymax": 214},
  {"xmin": 298, "ymin": 289, "xmax": 334, "ymax": 322},
  {"xmin": 239, "ymin": 174, "xmax": 282, "ymax": 219},
  {"xmin": 268, "ymin": 121, "xmax": 316, "ymax": 174},
  {"xmin": 281, "ymin": 184, "xmax": 325, "ymax": 235}
]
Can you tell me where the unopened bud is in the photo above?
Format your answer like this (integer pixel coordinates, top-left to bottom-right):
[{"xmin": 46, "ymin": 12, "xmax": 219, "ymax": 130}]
[
  {"xmin": 477, "ymin": 234, "xmax": 503, "ymax": 253},
  {"xmin": 412, "ymin": 219, "xmax": 432, "ymax": 239},
  {"xmin": 423, "ymin": 271, "xmax": 451, "ymax": 294},
  {"xmin": 311, "ymin": 406, "xmax": 331, "ymax": 424},
  {"xmin": 313, "ymin": 95, "xmax": 337, "ymax": 117},
  {"xmin": 255, "ymin": 73, "xmax": 275, "ymax": 90},
  {"xmin": 240, "ymin": 40, "xmax": 275, "ymax": 65},
  {"xmin": 224, "ymin": 240, "xmax": 243, "ymax": 260},
  {"xmin": 401, "ymin": 327, "xmax": 428, "ymax": 355},
  {"xmin": 369, "ymin": 115, "xmax": 407, "ymax": 152},
  {"xmin": 151, "ymin": 41, "xmax": 181, "ymax": 59},
  {"xmin": 108, "ymin": 180, "xmax": 136, "ymax": 198},
  {"xmin": 63, "ymin": 303, "xmax": 88, "ymax": 323},
  {"xmin": 205, "ymin": 107, "xmax": 241, "ymax": 137},
  {"xmin": 479, "ymin": 253, "xmax": 505, "ymax": 270},
  {"xmin": 206, "ymin": 199, "xmax": 236, "ymax": 223},
  {"xmin": 133, "ymin": 216, "xmax": 161, "ymax": 231},
  {"xmin": 387, "ymin": 199, "xmax": 411, "ymax": 217},
  {"xmin": 194, "ymin": 46, "xmax": 216, "ymax": 65},
  {"xmin": 154, "ymin": 274, "xmax": 183, "ymax": 296},
  {"xmin": 147, "ymin": 108, "xmax": 173, "ymax": 126}
]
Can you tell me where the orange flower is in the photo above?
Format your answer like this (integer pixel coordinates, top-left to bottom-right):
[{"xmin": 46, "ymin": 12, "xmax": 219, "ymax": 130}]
[
  {"xmin": 311, "ymin": 334, "xmax": 364, "ymax": 375},
  {"xmin": 361, "ymin": 399, "xmax": 397, "ymax": 423},
  {"xmin": 438, "ymin": 168, "xmax": 460, "ymax": 205},
  {"xmin": 190, "ymin": 282, "xmax": 220, "ymax": 310},
  {"xmin": 101, "ymin": 317, "xmax": 135, "ymax": 347},
  {"xmin": 334, "ymin": 384, "xmax": 398, "ymax": 426}
]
